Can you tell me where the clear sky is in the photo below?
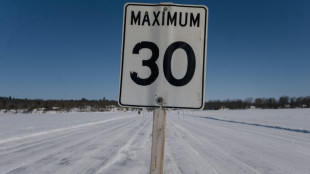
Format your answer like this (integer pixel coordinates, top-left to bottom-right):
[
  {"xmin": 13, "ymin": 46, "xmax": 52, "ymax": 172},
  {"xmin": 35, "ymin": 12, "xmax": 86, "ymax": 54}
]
[{"xmin": 0, "ymin": 0, "xmax": 309, "ymax": 101}]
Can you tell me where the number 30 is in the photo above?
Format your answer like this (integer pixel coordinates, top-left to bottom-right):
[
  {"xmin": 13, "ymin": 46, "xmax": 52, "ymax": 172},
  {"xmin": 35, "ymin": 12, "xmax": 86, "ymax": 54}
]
[{"xmin": 130, "ymin": 41, "xmax": 196, "ymax": 87}]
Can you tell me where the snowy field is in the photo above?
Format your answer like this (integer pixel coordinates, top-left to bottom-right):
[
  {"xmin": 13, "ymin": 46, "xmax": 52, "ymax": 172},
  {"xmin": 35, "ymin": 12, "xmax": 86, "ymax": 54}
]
[{"xmin": 0, "ymin": 109, "xmax": 310, "ymax": 174}]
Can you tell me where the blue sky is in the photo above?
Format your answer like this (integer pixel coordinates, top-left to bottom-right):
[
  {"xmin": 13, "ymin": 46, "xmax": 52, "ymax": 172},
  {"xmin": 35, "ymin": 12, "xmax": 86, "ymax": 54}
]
[{"xmin": 0, "ymin": 0, "xmax": 309, "ymax": 101}]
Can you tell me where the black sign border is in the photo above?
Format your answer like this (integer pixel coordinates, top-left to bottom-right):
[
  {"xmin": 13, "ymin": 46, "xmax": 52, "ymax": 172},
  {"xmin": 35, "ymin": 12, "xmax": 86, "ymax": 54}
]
[{"xmin": 119, "ymin": 3, "xmax": 208, "ymax": 109}]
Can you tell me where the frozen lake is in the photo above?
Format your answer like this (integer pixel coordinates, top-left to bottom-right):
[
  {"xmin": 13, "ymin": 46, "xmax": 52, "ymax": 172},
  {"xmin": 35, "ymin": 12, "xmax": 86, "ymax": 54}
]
[{"xmin": 0, "ymin": 109, "xmax": 310, "ymax": 173}]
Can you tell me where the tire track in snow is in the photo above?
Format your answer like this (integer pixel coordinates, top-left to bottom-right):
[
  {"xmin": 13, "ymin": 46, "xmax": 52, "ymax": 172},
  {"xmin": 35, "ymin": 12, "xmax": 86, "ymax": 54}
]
[
  {"xmin": 184, "ymin": 113, "xmax": 310, "ymax": 158},
  {"xmin": 164, "ymin": 143, "xmax": 183, "ymax": 174},
  {"xmin": 173, "ymin": 115, "xmax": 282, "ymax": 173},
  {"xmin": 0, "ymin": 116, "xmax": 136, "ymax": 156},
  {"xmin": 0, "ymin": 116, "xmax": 140, "ymax": 174},
  {"xmin": 169, "ymin": 114, "xmax": 261, "ymax": 174},
  {"xmin": 0, "ymin": 116, "xmax": 136, "ymax": 145},
  {"xmin": 174, "ymin": 113, "xmax": 310, "ymax": 174},
  {"xmin": 94, "ymin": 116, "xmax": 152, "ymax": 174},
  {"xmin": 54, "ymin": 116, "xmax": 148, "ymax": 174},
  {"xmin": 166, "ymin": 115, "xmax": 221, "ymax": 174},
  {"xmin": 2, "ymin": 111, "xmax": 310, "ymax": 174}
]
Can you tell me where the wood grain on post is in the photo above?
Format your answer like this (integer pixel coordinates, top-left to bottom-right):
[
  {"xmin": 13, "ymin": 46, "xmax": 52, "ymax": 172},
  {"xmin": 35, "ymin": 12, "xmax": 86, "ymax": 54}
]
[{"xmin": 150, "ymin": 108, "xmax": 166, "ymax": 174}]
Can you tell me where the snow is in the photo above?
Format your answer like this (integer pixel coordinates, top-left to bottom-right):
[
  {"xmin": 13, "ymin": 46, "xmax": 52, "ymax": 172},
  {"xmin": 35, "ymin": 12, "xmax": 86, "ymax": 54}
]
[
  {"xmin": 193, "ymin": 108, "xmax": 310, "ymax": 130},
  {"xmin": 0, "ymin": 112, "xmax": 135, "ymax": 140},
  {"xmin": 0, "ymin": 109, "xmax": 310, "ymax": 173}
]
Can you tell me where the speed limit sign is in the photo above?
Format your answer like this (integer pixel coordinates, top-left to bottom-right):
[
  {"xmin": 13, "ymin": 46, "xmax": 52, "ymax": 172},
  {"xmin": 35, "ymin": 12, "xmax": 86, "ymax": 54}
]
[{"xmin": 119, "ymin": 3, "xmax": 208, "ymax": 109}]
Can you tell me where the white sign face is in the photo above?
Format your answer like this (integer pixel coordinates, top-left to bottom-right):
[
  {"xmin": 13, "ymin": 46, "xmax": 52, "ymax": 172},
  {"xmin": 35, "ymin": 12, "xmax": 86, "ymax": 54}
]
[{"xmin": 119, "ymin": 3, "xmax": 208, "ymax": 109}]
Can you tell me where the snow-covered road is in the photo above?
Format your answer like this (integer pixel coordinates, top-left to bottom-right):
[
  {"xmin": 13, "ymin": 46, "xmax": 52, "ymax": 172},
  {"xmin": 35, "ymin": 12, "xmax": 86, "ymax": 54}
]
[{"xmin": 0, "ymin": 110, "xmax": 310, "ymax": 174}]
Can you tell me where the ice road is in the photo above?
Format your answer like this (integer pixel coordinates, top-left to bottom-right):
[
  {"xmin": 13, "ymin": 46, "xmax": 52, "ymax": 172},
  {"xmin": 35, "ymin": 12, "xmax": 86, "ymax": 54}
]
[{"xmin": 0, "ymin": 109, "xmax": 310, "ymax": 174}]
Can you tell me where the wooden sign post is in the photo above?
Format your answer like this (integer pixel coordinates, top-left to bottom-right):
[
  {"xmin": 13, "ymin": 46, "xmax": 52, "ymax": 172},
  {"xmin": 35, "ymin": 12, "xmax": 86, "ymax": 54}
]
[{"xmin": 150, "ymin": 108, "xmax": 166, "ymax": 174}]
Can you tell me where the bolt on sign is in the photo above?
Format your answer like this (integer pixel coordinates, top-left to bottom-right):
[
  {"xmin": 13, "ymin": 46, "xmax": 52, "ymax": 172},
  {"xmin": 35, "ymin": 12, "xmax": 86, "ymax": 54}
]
[{"xmin": 119, "ymin": 3, "xmax": 208, "ymax": 109}]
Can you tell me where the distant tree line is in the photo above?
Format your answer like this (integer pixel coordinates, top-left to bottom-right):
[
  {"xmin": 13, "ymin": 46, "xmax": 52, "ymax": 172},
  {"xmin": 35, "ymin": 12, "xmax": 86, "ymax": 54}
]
[
  {"xmin": 1, "ymin": 96, "xmax": 310, "ymax": 112},
  {"xmin": 204, "ymin": 96, "xmax": 310, "ymax": 110},
  {"xmin": 0, "ymin": 96, "xmax": 118, "ymax": 112}
]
